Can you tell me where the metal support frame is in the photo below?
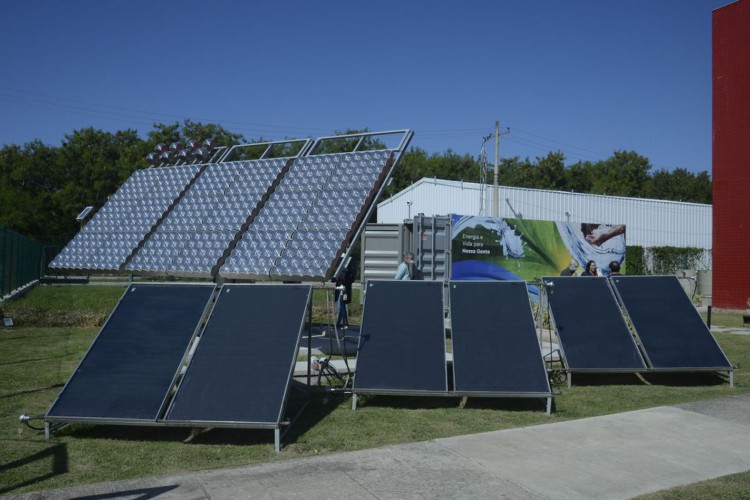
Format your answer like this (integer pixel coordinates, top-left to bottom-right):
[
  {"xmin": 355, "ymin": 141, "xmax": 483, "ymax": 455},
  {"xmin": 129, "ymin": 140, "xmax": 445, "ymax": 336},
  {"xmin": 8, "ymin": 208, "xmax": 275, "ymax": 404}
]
[
  {"xmin": 319, "ymin": 286, "xmax": 353, "ymax": 391},
  {"xmin": 326, "ymin": 130, "xmax": 414, "ymax": 282},
  {"xmin": 223, "ymin": 138, "xmax": 313, "ymax": 162},
  {"xmin": 306, "ymin": 130, "xmax": 413, "ymax": 156}
]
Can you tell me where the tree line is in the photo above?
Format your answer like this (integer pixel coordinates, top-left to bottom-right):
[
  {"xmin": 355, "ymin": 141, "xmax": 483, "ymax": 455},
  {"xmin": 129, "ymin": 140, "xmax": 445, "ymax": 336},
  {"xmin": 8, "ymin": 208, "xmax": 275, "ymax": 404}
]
[
  {"xmin": 387, "ymin": 149, "xmax": 711, "ymax": 203},
  {"xmin": 0, "ymin": 122, "xmax": 712, "ymax": 246}
]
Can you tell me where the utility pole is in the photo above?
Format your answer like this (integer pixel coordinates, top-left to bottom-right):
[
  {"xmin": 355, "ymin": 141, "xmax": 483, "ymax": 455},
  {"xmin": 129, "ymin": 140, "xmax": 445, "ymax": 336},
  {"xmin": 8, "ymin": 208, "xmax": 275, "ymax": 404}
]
[
  {"xmin": 493, "ymin": 121, "xmax": 500, "ymax": 217},
  {"xmin": 492, "ymin": 122, "xmax": 510, "ymax": 218}
]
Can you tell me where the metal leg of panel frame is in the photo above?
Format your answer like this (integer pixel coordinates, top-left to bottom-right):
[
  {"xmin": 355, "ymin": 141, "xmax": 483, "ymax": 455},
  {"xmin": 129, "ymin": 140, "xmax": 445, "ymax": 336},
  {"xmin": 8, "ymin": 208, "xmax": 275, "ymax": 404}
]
[
  {"xmin": 274, "ymin": 428, "xmax": 281, "ymax": 454},
  {"xmin": 730, "ymin": 371, "xmax": 734, "ymax": 388},
  {"xmin": 546, "ymin": 397, "xmax": 553, "ymax": 416},
  {"xmin": 352, "ymin": 394, "xmax": 358, "ymax": 411},
  {"xmin": 567, "ymin": 372, "xmax": 572, "ymax": 388},
  {"xmin": 45, "ymin": 421, "xmax": 50, "ymax": 442}
]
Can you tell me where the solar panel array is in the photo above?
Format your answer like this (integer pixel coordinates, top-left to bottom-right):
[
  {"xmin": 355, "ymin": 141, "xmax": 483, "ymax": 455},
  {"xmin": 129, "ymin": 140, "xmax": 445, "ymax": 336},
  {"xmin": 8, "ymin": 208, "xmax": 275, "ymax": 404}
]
[
  {"xmin": 221, "ymin": 150, "xmax": 392, "ymax": 280},
  {"xmin": 50, "ymin": 165, "xmax": 200, "ymax": 271},
  {"xmin": 542, "ymin": 275, "xmax": 732, "ymax": 381},
  {"xmin": 127, "ymin": 159, "xmax": 288, "ymax": 277},
  {"xmin": 353, "ymin": 280, "xmax": 552, "ymax": 411},
  {"xmin": 46, "ymin": 284, "xmax": 214, "ymax": 422},
  {"xmin": 51, "ymin": 131, "xmax": 410, "ymax": 280},
  {"xmin": 46, "ymin": 283, "xmax": 313, "ymax": 451}
]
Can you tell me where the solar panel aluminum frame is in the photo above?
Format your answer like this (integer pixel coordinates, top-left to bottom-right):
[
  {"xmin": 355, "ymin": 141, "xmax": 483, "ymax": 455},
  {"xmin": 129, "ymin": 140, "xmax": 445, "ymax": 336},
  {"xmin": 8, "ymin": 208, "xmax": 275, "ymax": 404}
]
[
  {"xmin": 44, "ymin": 283, "xmax": 217, "ymax": 428},
  {"xmin": 610, "ymin": 275, "xmax": 734, "ymax": 379},
  {"xmin": 317, "ymin": 130, "xmax": 414, "ymax": 282},
  {"xmin": 163, "ymin": 284, "xmax": 313, "ymax": 430},
  {"xmin": 449, "ymin": 281, "xmax": 553, "ymax": 406},
  {"xmin": 223, "ymin": 138, "xmax": 313, "ymax": 162},
  {"xmin": 541, "ymin": 277, "xmax": 647, "ymax": 377},
  {"xmin": 306, "ymin": 130, "xmax": 413, "ymax": 156}
]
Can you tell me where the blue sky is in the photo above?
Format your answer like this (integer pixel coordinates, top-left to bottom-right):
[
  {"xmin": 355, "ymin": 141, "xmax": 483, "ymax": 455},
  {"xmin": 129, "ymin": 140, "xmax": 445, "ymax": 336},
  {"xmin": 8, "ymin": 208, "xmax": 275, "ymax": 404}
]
[{"xmin": 0, "ymin": 1, "xmax": 730, "ymax": 174}]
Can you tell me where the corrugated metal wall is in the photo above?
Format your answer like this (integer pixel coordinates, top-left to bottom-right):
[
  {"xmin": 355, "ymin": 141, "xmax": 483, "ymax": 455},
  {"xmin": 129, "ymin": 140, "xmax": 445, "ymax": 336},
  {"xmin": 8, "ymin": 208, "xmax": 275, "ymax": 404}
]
[
  {"xmin": 379, "ymin": 178, "xmax": 486, "ymax": 223},
  {"xmin": 378, "ymin": 178, "xmax": 711, "ymax": 250}
]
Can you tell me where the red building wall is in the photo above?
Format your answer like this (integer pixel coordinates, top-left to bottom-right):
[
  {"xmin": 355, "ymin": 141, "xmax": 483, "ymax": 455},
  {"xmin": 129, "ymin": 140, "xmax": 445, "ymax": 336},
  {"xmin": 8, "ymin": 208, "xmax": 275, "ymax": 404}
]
[{"xmin": 713, "ymin": 0, "xmax": 750, "ymax": 309}]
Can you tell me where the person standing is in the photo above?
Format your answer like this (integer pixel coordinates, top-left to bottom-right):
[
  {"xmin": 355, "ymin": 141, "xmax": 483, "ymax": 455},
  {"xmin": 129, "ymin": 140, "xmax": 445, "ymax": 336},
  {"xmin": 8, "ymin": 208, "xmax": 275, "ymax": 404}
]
[
  {"xmin": 394, "ymin": 252, "xmax": 415, "ymax": 280},
  {"xmin": 335, "ymin": 262, "xmax": 355, "ymax": 328},
  {"xmin": 560, "ymin": 259, "xmax": 579, "ymax": 276}
]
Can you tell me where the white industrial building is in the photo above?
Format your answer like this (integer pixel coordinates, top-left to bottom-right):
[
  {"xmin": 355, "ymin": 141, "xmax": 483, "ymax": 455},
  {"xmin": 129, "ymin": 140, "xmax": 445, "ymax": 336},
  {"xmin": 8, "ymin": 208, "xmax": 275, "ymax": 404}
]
[{"xmin": 377, "ymin": 178, "xmax": 712, "ymax": 251}]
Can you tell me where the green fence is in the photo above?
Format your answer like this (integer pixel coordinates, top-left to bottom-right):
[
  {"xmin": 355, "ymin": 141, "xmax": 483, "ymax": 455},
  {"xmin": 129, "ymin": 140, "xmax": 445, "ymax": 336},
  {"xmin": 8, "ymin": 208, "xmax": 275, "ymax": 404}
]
[{"xmin": 0, "ymin": 226, "xmax": 46, "ymax": 298}]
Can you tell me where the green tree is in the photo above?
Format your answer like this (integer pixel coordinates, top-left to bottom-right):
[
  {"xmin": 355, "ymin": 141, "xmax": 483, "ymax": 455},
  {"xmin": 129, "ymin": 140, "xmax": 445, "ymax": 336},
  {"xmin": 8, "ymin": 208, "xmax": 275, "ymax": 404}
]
[
  {"xmin": 647, "ymin": 168, "xmax": 712, "ymax": 204},
  {"xmin": 564, "ymin": 160, "xmax": 595, "ymax": 193},
  {"xmin": 0, "ymin": 141, "xmax": 60, "ymax": 243},
  {"xmin": 590, "ymin": 150, "xmax": 652, "ymax": 197},
  {"xmin": 387, "ymin": 147, "xmax": 479, "ymax": 196}
]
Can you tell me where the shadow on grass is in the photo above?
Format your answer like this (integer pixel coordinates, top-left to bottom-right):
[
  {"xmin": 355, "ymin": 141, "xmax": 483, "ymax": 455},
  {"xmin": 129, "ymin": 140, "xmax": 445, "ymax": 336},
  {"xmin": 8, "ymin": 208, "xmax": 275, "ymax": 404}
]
[
  {"xmin": 0, "ymin": 354, "xmax": 71, "ymax": 367},
  {"xmin": 188, "ymin": 384, "xmax": 346, "ymax": 446},
  {"xmin": 59, "ymin": 383, "xmax": 344, "ymax": 449},
  {"xmin": 0, "ymin": 332, "xmax": 77, "ymax": 342},
  {"xmin": 62, "ymin": 425, "xmax": 192, "ymax": 442},
  {"xmin": 355, "ymin": 395, "xmax": 466, "ymax": 410},
  {"xmin": 640, "ymin": 371, "xmax": 730, "ymax": 387},
  {"xmin": 565, "ymin": 373, "xmax": 645, "ymax": 387},
  {"xmin": 0, "ymin": 443, "xmax": 67, "ymax": 495},
  {"xmin": 0, "ymin": 383, "xmax": 64, "ymax": 399},
  {"xmin": 353, "ymin": 394, "xmax": 553, "ymax": 413},
  {"xmin": 73, "ymin": 485, "xmax": 180, "ymax": 499},
  {"xmin": 462, "ymin": 397, "xmax": 551, "ymax": 413},
  {"xmin": 281, "ymin": 386, "xmax": 351, "ymax": 445}
]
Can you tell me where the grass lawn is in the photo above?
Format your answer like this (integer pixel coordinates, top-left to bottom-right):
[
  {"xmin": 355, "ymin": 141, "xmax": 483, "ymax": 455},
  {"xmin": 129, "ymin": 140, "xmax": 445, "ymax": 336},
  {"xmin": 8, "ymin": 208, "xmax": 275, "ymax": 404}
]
[{"xmin": 1, "ymin": 284, "xmax": 748, "ymax": 496}]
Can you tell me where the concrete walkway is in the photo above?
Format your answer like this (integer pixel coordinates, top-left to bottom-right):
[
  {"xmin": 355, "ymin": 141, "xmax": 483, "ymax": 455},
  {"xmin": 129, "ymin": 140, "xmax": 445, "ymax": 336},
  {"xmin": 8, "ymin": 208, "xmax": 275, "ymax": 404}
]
[{"xmin": 9, "ymin": 394, "xmax": 750, "ymax": 500}]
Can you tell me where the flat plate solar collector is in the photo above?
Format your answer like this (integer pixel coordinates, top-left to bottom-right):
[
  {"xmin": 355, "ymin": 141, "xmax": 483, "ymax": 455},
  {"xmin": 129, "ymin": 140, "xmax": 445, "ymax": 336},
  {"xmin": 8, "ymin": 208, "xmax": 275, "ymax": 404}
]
[
  {"xmin": 165, "ymin": 284, "xmax": 312, "ymax": 427},
  {"xmin": 612, "ymin": 276, "xmax": 732, "ymax": 371},
  {"xmin": 450, "ymin": 281, "xmax": 552, "ymax": 397},
  {"xmin": 543, "ymin": 277, "xmax": 647, "ymax": 372},
  {"xmin": 46, "ymin": 284, "xmax": 215, "ymax": 424},
  {"xmin": 353, "ymin": 280, "xmax": 448, "ymax": 396}
]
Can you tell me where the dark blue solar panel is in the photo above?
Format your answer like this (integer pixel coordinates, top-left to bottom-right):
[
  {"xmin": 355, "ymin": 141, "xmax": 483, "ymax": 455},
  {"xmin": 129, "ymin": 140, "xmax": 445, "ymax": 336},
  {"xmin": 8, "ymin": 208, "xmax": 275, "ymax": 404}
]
[
  {"xmin": 450, "ymin": 281, "xmax": 551, "ymax": 395},
  {"xmin": 353, "ymin": 280, "xmax": 447, "ymax": 394},
  {"xmin": 165, "ymin": 284, "xmax": 311, "ymax": 425},
  {"xmin": 47, "ymin": 284, "xmax": 214, "ymax": 421},
  {"xmin": 612, "ymin": 276, "xmax": 731, "ymax": 370},
  {"xmin": 543, "ymin": 277, "xmax": 647, "ymax": 371}
]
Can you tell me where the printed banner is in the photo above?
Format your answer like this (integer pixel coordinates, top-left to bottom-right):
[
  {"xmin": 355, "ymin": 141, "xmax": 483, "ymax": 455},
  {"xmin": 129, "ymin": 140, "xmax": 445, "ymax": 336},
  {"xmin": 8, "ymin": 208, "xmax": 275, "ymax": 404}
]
[{"xmin": 450, "ymin": 215, "xmax": 626, "ymax": 282}]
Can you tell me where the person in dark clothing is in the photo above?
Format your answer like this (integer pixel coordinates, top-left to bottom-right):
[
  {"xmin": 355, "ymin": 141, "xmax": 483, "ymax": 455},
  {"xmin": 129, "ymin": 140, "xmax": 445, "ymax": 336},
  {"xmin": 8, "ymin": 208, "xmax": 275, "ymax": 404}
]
[
  {"xmin": 609, "ymin": 260, "xmax": 622, "ymax": 276},
  {"xmin": 560, "ymin": 259, "xmax": 579, "ymax": 276},
  {"xmin": 581, "ymin": 260, "xmax": 598, "ymax": 276},
  {"xmin": 334, "ymin": 262, "xmax": 355, "ymax": 328}
]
